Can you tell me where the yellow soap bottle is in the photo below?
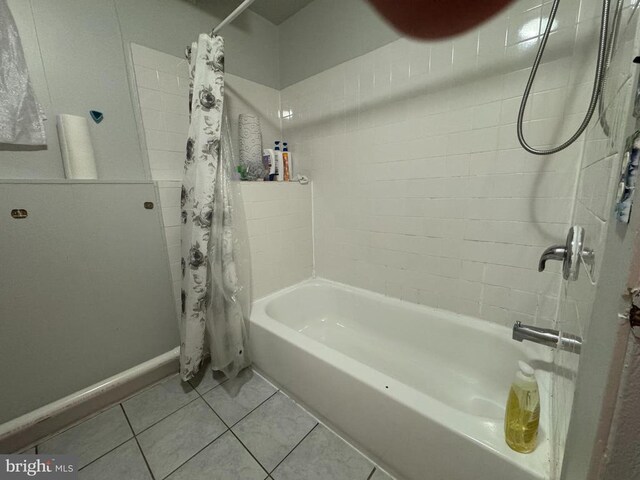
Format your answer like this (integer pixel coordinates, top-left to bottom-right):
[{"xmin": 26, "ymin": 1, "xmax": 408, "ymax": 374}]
[{"xmin": 504, "ymin": 361, "xmax": 540, "ymax": 453}]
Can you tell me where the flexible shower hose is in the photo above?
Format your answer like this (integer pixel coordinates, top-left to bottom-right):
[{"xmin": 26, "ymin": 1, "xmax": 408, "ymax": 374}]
[
  {"xmin": 517, "ymin": 0, "xmax": 611, "ymax": 155},
  {"xmin": 598, "ymin": 0, "xmax": 625, "ymax": 137}
]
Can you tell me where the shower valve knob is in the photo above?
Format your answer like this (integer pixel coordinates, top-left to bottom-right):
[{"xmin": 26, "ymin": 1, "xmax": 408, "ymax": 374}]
[{"xmin": 538, "ymin": 226, "xmax": 593, "ymax": 281}]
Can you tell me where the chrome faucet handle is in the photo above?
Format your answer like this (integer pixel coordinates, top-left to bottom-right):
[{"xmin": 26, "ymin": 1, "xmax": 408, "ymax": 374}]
[
  {"xmin": 538, "ymin": 245, "xmax": 567, "ymax": 272},
  {"xmin": 538, "ymin": 226, "xmax": 593, "ymax": 281}
]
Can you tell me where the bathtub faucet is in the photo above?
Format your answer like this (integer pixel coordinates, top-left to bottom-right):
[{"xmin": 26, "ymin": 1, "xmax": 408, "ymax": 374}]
[{"xmin": 512, "ymin": 321, "xmax": 582, "ymax": 354}]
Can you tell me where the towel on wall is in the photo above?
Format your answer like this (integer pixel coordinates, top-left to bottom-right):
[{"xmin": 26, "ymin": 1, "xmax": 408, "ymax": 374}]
[{"xmin": 0, "ymin": 0, "xmax": 46, "ymax": 145}]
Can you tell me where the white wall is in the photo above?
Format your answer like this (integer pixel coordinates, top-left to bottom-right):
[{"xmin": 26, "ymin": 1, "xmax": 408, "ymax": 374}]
[
  {"xmin": 597, "ymin": 326, "xmax": 640, "ymax": 480},
  {"xmin": 130, "ymin": 45, "xmax": 313, "ymax": 306},
  {"xmin": 115, "ymin": 0, "xmax": 281, "ymax": 89},
  {"xmin": 0, "ymin": 182, "xmax": 178, "ymax": 425},
  {"xmin": 1, "ymin": 0, "xmax": 280, "ymax": 180},
  {"xmin": 278, "ymin": 0, "xmax": 398, "ymax": 88},
  {"xmin": 3, "ymin": 0, "xmax": 143, "ymax": 180},
  {"xmin": 280, "ymin": 0, "xmax": 602, "ymax": 329}
]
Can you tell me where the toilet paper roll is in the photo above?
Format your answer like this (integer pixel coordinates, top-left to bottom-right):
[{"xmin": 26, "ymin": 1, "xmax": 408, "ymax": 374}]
[
  {"xmin": 238, "ymin": 114, "xmax": 264, "ymax": 180},
  {"xmin": 57, "ymin": 114, "xmax": 98, "ymax": 179}
]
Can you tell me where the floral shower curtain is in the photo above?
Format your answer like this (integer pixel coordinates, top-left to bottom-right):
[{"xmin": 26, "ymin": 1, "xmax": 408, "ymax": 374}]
[{"xmin": 180, "ymin": 34, "xmax": 250, "ymax": 381}]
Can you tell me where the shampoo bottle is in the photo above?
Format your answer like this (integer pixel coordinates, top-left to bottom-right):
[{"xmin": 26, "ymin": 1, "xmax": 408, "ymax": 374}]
[
  {"xmin": 263, "ymin": 149, "xmax": 276, "ymax": 181},
  {"xmin": 274, "ymin": 141, "xmax": 284, "ymax": 182},
  {"xmin": 504, "ymin": 361, "xmax": 540, "ymax": 453},
  {"xmin": 283, "ymin": 142, "xmax": 292, "ymax": 181}
]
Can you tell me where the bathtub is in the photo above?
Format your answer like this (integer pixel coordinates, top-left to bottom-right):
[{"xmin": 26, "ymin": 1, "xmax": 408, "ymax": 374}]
[{"xmin": 250, "ymin": 278, "xmax": 552, "ymax": 480}]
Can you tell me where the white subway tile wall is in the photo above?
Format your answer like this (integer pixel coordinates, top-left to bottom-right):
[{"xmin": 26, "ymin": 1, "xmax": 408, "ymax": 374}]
[
  {"xmin": 243, "ymin": 183, "xmax": 314, "ymax": 299},
  {"xmin": 130, "ymin": 44, "xmax": 313, "ymax": 308},
  {"xmin": 280, "ymin": 0, "xmax": 600, "ymax": 329}
]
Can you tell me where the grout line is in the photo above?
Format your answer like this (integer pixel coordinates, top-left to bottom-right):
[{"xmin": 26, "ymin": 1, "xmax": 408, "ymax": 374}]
[
  {"xmin": 120, "ymin": 404, "xmax": 156, "ymax": 480},
  {"xmin": 268, "ymin": 422, "xmax": 319, "ymax": 474},
  {"xmin": 131, "ymin": 395, "xmax": 202, "ymax": 436},
  {"xmin": 75, "ymin": 436, "xmax": 133, "ymax": 472},
  {"xmin": 311, "ymin": 180, "xmax": 317, "ymax": 278},
  {"xmin": 201, "ymin": 386, "xmax": 279, "ymax": 428},
  {"xmin": 74, "ymin": 403, "xmax": 140, "ymax": 476},
  {"xmin": 197, "ymin": 375, "xmax": 281, "ymax": 429},
  {"xmin": 48, "ymin": 408, "xmax": 135, "ymax": 472},
  {"xmin": 367, "ymin": 467, "xmax": 377, "ymax": 480},
  {"xmin": 227, "ymin": 428, "xmax": 270, "ymax": 476},
  {"xmin": 159, "ymin": 429, "xmax": 229, "ymax": 479},
  {"xmin": 36, "ymin": 398, "xmax": 145, "ymax": 466},
  {"xmin": 134, "ymin": 370, "xmax": 234, "ymax": 480},
  {"xmin": 133, "ymin": 439, "xmax": 157, "ymax": 480},
  {"xmin": 173, "ymin": 378, "xmax": 279, "ymax": 478},
  {"xmin": 226, "ymin": 389, "xmax": 280, "ymax": 429},
  {"xmin": 188, "ymin": 376, "xmax": 230, "ymax": 396}
]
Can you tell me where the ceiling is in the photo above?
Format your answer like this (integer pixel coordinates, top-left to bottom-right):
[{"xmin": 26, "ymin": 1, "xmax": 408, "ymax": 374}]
[{"xmin": 248, "ymin": 0, "xmax": 315, "ymax": 25}]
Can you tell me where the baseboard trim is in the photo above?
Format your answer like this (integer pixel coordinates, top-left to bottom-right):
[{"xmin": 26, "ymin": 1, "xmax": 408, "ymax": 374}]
[{"xmin": 0, "ymin": 347, "xmax": 179, "ymax": 453}]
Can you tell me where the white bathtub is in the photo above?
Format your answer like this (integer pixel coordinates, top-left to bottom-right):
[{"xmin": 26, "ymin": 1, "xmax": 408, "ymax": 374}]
[{"xmin": 250, "ymin": 278, "xmax": 552, "ymax": 480}]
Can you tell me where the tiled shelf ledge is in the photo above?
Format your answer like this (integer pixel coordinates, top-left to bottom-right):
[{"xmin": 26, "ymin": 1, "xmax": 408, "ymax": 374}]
[
  {"xmin": 155, "ymin": 181, "xmax": 309, "ymax": 185},
  {"xmin": 0, "ymin": 179, "xmax": 154, "ymax": 185},
  {"xmin": 236, "ymin": 181, "xmax": 309, "ymax": 185}
]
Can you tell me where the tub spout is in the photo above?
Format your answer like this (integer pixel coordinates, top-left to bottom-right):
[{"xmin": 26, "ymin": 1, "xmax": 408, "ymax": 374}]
[{"xmin": 512, "ymin": 321, "xmax": 582, "ymax": 354}]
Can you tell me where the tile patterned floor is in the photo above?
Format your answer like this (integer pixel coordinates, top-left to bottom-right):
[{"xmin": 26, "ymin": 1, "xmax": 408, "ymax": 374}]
[{"xmin": 27, "ymin": 367, "xmax": 395, "ymax": 480}]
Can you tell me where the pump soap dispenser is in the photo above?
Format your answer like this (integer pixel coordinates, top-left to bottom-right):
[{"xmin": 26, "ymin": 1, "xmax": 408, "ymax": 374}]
[{"xmin": 504, "ymin": 361, "xmax": 540, "ymax": 453}]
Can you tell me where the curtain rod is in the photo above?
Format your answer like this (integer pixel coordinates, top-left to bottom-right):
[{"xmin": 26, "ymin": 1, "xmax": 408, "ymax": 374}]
[
  {"xmin": 185, "ymin": 0, "xmax": 257, "ymax": 58},
  {"xmin": 212, "ymin": 0, "xmax": 257, "ymax": 35}
]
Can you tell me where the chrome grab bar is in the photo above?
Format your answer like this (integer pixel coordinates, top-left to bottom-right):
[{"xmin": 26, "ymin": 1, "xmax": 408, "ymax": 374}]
[{"xmin": 512, "ymin": 321, "xmax": 582, "ymax": 354}]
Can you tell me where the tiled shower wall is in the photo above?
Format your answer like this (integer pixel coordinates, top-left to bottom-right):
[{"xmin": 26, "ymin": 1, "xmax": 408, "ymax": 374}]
[
  {"xmin": 553, "ymin": 3, "xmax": 640, "ymax": 476},
  {"xmin": 130, "ymin": 44, "xmax": 313, "ymax": 309},
  {"xmin": 281, "ymin": 0, "xmax": 607, "ymax": 329}
]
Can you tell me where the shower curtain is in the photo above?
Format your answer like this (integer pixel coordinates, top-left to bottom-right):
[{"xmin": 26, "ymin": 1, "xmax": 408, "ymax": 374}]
[{"xmin": 180, "ymin": 34, "xmax": 250, "ymax": 381}]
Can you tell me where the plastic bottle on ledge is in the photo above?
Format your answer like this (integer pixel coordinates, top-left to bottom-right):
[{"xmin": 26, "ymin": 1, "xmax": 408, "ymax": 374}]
[
  {"xmin": 504, "ymin": 361, "xmax": 540, "ymax": 454},
  {"xmin": 263, "ymin": 149, "xmax": 276, "ymax": 181},
  {"xmin": 274, "ymin": 141, "xmax": 284, "ymax": 182},
  {"xmin": 283, "ymin": 142, "xmax": 292, "ymax": 181}
]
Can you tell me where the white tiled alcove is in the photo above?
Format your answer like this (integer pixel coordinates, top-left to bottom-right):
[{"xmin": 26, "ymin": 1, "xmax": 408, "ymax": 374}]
[{"xmin": 130, "ymin": 44, "xmax": 313, "ymax": 311}]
